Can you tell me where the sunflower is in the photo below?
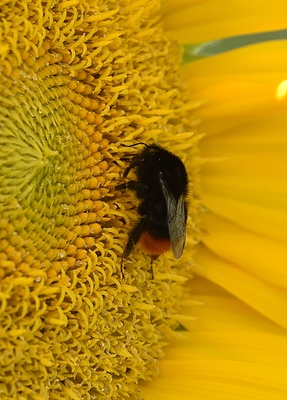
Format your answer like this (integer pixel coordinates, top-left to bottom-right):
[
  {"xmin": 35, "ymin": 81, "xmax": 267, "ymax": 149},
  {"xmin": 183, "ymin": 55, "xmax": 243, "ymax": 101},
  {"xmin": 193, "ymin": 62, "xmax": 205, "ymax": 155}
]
[{"xmin": 1, "ymin": 0, "xmax": 287, "ymax": 399}]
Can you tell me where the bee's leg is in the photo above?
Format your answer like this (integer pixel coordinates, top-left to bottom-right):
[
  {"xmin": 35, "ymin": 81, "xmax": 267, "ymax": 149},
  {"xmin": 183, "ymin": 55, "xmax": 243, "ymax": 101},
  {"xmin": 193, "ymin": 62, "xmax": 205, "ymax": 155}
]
[
  {"xmin": 116, "ymin": 181, "xmax": 148, "ymax": 196},
  {"xmin": 122, "ymin": 215, "xmax": 147, "ymax": 259},
  {"xmin": 121, "ymin": 216, "xmax": 147, "ymax": 278},
  {"xmin": 150, "ymin": 255, "xmax": 159, "ymax": 280},
  {"xmin": 122, "ymin": 151, "xmax": 148, "ymax": 178},
  {"xmin": 150, "ymin": 261, "xmax": 154, "ymax": 280},
  {"xmin": 120, "ymin": 258, "xmax": 125, "ymax": 280}
]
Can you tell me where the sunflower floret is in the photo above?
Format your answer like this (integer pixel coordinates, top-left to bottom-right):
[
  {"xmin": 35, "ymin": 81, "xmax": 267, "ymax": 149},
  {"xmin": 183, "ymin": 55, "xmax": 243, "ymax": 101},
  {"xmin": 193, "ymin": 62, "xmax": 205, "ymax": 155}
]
[{"xmin": 0, "ymin": 0, "xmax": 200, "ymax": 399}]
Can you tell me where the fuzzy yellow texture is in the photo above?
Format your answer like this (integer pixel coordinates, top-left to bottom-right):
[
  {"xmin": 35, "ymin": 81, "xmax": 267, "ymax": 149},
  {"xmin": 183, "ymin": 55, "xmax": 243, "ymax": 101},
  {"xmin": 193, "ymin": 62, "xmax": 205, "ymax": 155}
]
[{"xmin": 0, "ymin": 0, "xmax": 200, "ymax": 399}]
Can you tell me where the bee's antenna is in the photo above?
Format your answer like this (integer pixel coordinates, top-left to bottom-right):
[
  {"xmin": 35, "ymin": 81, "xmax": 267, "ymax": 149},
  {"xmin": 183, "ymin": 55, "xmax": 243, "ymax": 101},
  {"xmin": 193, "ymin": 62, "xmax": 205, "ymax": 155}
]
[{"xmin": 121, "ymin": 142, "xmax": 148, "ymax": 149}]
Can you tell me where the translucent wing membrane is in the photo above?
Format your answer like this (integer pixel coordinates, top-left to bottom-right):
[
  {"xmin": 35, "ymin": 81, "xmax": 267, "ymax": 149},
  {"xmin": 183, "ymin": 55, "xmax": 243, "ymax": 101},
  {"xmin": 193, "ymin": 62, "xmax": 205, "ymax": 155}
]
[{"xmin": 159, "ymin": 176, "xmax": 186, "ymax": 258}]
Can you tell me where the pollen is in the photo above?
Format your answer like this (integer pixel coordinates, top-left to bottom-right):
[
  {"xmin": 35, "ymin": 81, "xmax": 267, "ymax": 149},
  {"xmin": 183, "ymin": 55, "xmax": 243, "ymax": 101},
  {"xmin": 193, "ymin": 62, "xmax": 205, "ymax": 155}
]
[{"xmin": 0, "ymin": 0, "xmax": 201, "ymax": 399}]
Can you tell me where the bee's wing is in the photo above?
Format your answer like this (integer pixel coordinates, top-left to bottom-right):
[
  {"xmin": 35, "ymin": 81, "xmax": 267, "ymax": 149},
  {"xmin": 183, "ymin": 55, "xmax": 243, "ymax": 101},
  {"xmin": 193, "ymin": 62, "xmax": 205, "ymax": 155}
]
[{"xmin": 159, "ymin": 176, "xmax": 186, "ymax": 259}]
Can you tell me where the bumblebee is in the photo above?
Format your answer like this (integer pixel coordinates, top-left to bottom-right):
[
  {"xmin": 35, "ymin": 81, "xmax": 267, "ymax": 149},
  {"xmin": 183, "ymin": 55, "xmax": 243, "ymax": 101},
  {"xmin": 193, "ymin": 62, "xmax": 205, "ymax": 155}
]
[{"xmin": 117, "ymin": 143, "xmax": 188, "ymax": 273}]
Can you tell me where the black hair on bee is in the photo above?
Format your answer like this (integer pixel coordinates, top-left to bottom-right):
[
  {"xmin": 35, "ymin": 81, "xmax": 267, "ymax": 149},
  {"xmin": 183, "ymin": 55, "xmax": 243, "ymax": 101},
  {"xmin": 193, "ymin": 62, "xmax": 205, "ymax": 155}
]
[{"xmin": 117, "ymin": 143, "xmax": 188, "ymax": 276}]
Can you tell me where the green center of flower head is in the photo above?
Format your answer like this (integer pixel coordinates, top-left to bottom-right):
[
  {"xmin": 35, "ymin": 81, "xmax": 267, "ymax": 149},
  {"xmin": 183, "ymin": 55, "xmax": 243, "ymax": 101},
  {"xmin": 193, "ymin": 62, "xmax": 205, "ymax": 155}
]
[{"xmin": 0, "ymin": 0, "xmax": 201, "ymax": 398}]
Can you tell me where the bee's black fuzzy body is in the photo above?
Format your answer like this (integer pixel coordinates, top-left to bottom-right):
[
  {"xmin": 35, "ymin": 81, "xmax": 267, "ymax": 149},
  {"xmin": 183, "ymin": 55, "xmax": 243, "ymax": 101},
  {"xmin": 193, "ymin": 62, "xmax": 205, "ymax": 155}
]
[{"xmin": 118, "ymin": 143, "xmax": 188, "ymax": 267}]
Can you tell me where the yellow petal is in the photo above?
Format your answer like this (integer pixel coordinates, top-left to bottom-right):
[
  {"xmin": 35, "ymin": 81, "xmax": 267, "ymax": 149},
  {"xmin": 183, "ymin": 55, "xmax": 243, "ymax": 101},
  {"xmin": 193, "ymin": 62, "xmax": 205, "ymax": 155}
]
[
  {"xmin": 183, "ymin": 40, "xmax": 287, "ymax": 330},
  {"xmin": 146, "ymin": 4, "xmax": 287, "ymax": 400},
  {"xmin": 194, "ymin": 244, "xmax": 287, "ymax": 329},
  {"xmin": 201, "ymin": 113, "xmax": 287, "ymax": 243},
  {"xmin": 142, "ymin": 279, "xmax": 287, "ymax": 399},
  {"xmin": 184, "ymin": 276, "xmax": 286, "ymax": 334},
  {"xmin": 162, "ymin": 0, "xmax": 287, "ymax": 43},
  {"xmin": 183, "ymin": 41, "xmax": 287, "ymax": 136},
  {"xmin": 143, "ymin": 338, "xmax": 287, "ymax": 400}
]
